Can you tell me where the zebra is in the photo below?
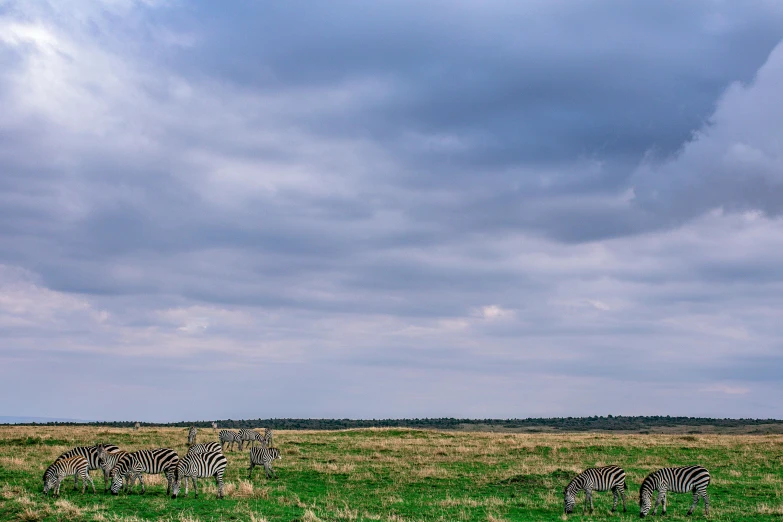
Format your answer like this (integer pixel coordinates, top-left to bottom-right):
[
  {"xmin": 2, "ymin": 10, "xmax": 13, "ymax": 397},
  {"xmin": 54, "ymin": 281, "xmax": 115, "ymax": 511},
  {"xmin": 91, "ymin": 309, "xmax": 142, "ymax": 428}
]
[
  {"xmin": 110, "ymin": 448, "xmax": 179, "ymax": 496},
  {"xmin": 238, "ymin": 428, "xmax": 264, "ymax": 450},
  {"xmin": 58, "ymin": 444, "xmax": 120, "ymax": 490},
  {"xmin": 188, "ymin": 426, "xmax": 197, "ymax": 446},
  {"xmin": 97, "ymin": 449, "xmax": 127, "ymax": 492},
  {"xmin": 43, "ymin": 455, "xmax": 95, "ymax": 496},
  {"xmin": 171, "ymin": 450, "xmax": 227, "ymax": 499},
  {"xmin": 134, "ymin": 422, "xmax": 140, "ymax": 430},
  {"xmin": 262, "ymin": 428, "xmax": 273, "ymax": 447},
  {"xmin": 211, "ymin": 422, "xmax": 218, "ymax": 434},
  {"xmin": 563, "ymin": 465, "xmax": 627, "ymax": 514},
  {"xmin": 248, "ymin": 446, "xmax": 282, "ymax": 480},
  {"xmin": 187, "ymin": 442, "xmax": 222, "ymax": 455},
  {"xmin": 219, "ymin": 430, "xmax": 241, "ymax": 452},
  {"xmin": 639, "ymin": 465, "xmax": 711, "ymax": 517}
]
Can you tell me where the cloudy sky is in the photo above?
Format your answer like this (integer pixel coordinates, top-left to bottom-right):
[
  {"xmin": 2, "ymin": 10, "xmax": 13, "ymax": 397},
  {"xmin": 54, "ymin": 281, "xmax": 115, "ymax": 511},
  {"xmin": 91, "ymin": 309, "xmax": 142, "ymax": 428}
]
[{"xmin": 2, "ymin": 1, "xmax": 783, "ymax": 422}]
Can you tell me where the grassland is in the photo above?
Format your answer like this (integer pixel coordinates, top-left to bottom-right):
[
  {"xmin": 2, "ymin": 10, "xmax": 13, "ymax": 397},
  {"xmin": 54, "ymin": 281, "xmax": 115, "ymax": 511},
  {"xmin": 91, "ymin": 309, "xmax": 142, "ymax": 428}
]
[{"xmin": 0, "ymin": 426, "xmax": 781, "ymax": 521}]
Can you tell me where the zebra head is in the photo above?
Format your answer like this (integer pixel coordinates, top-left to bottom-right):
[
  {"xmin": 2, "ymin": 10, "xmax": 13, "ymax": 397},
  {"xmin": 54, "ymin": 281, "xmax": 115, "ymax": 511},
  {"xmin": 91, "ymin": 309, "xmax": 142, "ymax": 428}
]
[
  {"xmin": 42, "ymin": 470, "xmax": 58, "ymax": 495},
  {"xmin": 270, "ymin": 447, "xmax": 282, "ymax": 460},
  {"xmin": 170, "ymin": 467, "xmax": 181, "ymax": 499},
  {"xmin": 563, "ymin": 483, "xmax": 577, "ymax": 514},
  {"xmin": 110, "ymin": 470, "xmax": 124, "ymax": 496},
  {"xmin": 639, "ymin": 479, "xmax": 653, "ymax": 517}
]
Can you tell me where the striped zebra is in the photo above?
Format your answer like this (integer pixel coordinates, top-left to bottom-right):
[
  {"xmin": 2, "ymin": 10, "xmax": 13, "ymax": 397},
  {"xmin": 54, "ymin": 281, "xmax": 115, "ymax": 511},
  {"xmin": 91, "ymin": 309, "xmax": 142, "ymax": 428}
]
[
  {"xmin": 58, "ymin": 444, "xmax": 120, "ymax": 490},
  {"xmin": 134, "ymin": 422, "xmax": 140, "ymax": 430},
  {"xmin": 248, "ymin": 446, "xmax": 282, "ymax": 480},
  {"xmin": 238, "ymin": 428, "xmax": 264, "ymax": 450},
  {"xmin": 219, "ymin": 430, "xmax": 241, "ymax": 452},
  {"xmin": 187, "ymin": 442, "xmax": 222, "ymax": 455},
  {"xmin": 171, "ymin": 450, "xmax": 227, "ymax": 499},
  {"xmin": 262, "ymin": 428, "xmax": 273, "ymax": 447},
  {"xmin": 97, "ymin": 449, "xmax": 127, "ymax": 492},
  {"xmin": 564, "ymin": 465, "xmax": 626, "ymax": 514},
  {"xmin": 43, "ymin": 455, "xmax": 95, "ymax": 496},
  {"xmin": 639, "ymin": 465, "xmax": 711, "ymax": 517},
  {"xmin": 188, "ymin": 426, "xmax": 197, "ymax": 446},
  {"xmin": 110, "ymin": 448, "xmax": 179, "ymax": 496},
  {"xmin": 211, "ymin": 422, "xmax": 218, "ymax": 434}
]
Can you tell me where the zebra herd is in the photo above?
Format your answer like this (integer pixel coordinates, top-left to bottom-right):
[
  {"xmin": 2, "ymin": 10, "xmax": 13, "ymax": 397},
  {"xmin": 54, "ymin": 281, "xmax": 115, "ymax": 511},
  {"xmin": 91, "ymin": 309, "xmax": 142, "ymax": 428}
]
[
  {"xmin": 40, "ymin": 427, "xmax": 712, "ymax": 516},
  {"xmin": 41, "ymin": 426, "xmax": 281, "ymax": 500},
  {"xmin": 564, "ymin": 464, "xmax": 711, "ymax": 517}
]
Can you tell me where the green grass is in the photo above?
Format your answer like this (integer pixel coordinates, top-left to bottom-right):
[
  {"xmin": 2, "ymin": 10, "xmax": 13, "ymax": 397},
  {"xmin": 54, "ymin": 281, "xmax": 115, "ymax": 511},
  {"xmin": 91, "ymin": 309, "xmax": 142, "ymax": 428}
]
[{"xmin": 0, "ymin": 426, "xmax": 781, "ymax": 521}]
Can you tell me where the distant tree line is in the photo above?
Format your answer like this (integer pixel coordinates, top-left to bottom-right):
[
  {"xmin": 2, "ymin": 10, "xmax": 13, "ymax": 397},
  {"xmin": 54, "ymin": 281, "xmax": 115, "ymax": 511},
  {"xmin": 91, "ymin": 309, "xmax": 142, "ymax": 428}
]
[{"xmin": 6, "ymin": 416, "xmax": 783, "ymax": 431}]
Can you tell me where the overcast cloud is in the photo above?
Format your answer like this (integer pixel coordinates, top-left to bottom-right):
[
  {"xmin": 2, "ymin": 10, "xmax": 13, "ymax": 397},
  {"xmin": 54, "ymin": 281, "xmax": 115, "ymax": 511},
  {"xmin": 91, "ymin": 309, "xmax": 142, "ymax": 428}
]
[{"xmin": 1, "ymin": 0, "xmax": 783, "ymax": 422}]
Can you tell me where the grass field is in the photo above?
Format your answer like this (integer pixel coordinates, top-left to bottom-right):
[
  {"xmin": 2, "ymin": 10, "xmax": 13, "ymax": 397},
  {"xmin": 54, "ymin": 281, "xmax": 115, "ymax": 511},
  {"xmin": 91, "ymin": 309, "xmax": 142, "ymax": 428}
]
[{"xmin": 0, "ymin": 426, "xmax": 781, "ymax": 521}]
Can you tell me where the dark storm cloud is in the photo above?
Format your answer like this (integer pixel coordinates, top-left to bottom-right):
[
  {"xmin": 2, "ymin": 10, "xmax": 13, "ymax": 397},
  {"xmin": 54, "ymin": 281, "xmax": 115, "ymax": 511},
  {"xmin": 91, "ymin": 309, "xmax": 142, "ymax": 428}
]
[{"xmin": 1, "ymin": 1, "xmax": 783, "ymax": 420}]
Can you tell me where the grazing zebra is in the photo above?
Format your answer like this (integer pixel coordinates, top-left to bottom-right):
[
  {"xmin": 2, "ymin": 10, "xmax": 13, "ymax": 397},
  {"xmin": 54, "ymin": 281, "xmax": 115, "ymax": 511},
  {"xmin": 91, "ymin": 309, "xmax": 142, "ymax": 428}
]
[
  {"xmin": 97, "ymin": 449, "xmax": 127, "ymax": 492},
  {"xmin": 238, "ymin": 428, "xmax": 264, "ymax": 450},
  {"xmin": 564, "ymin": 465, "xmax": 627, "ymax": 514},
  {"xmin": 171, "ymin": 450, "xmax": 227, "ymax": 499},
  {"xmin": 188, "ymin": 426, "xmax": 197, "ymax": 446},
  {"xmin": 110, "ymin": 448, "xmax": 179, "ymax": 496},
  {"xmin": 43, "ymin": 455, "xmax": 95, "ymax": 496},
  {"xmin": 58, "ymin": 444, "xmax": 120, "ymax": 490},
  {"xmin": 639, "ymin": 465, "xmax": 711, "ymax": 517},
  {"xmin": 187, "ymin": 442, "xmax": 222, "ymax": 455},
  {"xmin": 134, "ymin": 422, "xmax": 140, "ymax": 430},
  {"xmin": 219, "ymin": 430, "xmax": 241, "ymax": 452},
  {"xmin": 248, "ymin": 446, "xmax": 282, "ymax": 480}
]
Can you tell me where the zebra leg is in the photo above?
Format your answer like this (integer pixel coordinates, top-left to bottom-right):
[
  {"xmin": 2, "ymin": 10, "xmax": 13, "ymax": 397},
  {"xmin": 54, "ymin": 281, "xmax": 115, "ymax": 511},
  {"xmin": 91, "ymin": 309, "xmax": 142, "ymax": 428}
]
[
  {"xmin": 687, "ymin": 490, "xmax": 700, "ymax": 516},
  {"xmin": 193, "ymin": 476, "xmax": 199, "ymax": 498},
  {"xmin": 703, "ymin": 492, "xmax": 709, "ymax": 516},
  {"xmin": 621, "ymin": 486, "xmax": 627, "ymax": 512},
  {"xmin": 264, "ymin": 462, "xmax": 272, "ymax": 479},
  {"xmin": 54, "ymin": 478, "xmax": 62, "ymax": 497},
  {"xmin": 653, "ymin": 491, "xmax": 664, "ymax": 516},
  {"xmin": 612, "ymin": 487, "xmax": 618, "ymax": 512},
  {"xmin": 216, "ymin": 473, "xmax": 224, "ymax": 499},
  {"xmin": 73, "ymin": 472, "xmax": 79, "ymax": 490},
  {"xmin": 248, "ymin": 462, "xmax": 255, "ymax": 479},
  {"xmin": 139, "ymin": 473, "xmax": 146, "ymax": 494},
  {"xmin": 588, "ymin": 489, "xmax": 594, "ymax": 513},
  {"xmin": 662, "ymin": 492, "xmax": 667, "ymax": 515}
]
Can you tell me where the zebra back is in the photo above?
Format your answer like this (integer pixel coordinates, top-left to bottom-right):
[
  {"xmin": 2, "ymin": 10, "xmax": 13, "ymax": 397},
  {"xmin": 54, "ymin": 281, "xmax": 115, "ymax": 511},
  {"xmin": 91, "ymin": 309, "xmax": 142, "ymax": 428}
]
[
  {"xmin": 58, "ymin": 444, "xmax": 120, "ymax": 470},
  {"xmin": 566, "ymin": 465, "xmax": 626, "ymax": 494},
  {"xmin": 45, "ymin": 455, "xmax": 89, "ymax": 481},
  {"xmin": 641, "ymin": 466, "xmax": 710, "ymax": 495},
  {"xmin": 176, "ymin": 450, "xmax": 227, "ymax": 479},
  {"xmin": 187, "ymin": 442, "xmax": 222, "ymax": 455},
  {"xmin": 250, "ymin": 446, "xmax": 281, "ymax": 465}
]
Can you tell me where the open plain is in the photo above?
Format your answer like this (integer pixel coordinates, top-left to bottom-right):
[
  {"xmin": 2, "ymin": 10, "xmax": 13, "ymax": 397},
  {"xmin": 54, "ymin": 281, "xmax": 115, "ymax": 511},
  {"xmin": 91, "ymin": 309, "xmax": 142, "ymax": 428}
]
[{"xmin": 0, "ymin": 426, "xmax": 781, "ymax": 521}]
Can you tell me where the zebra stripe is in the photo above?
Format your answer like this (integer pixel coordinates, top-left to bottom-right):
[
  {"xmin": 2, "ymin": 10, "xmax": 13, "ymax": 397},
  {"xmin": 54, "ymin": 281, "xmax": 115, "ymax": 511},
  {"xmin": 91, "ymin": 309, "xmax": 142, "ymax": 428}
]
[
  {"xmin": 59, "ymin": 444, "xmax": 120, "ymax": 490},
  {"xmin": 219, "ymin": 430, "xmax": 241, "ymax": 452},
  {"xmin": 98, "ymin": 450, "xmax": 127, "ymax": 492},
  {"xmin": 262, "ymin": 428, "xmax": 273, "ymax": 447},
  {"xmin": 110, "ymin": 448, "xmax": 179, "ymax": 496},
  {"xmin": 248, "ymin": 446, "xmax": 282, "ymax": 480},
  {"xmin": 171, "ymin": 450, "xmax": 227, "ymax": 499},
  {"xmin": 639, "ymin": 465, "xmax": 711, "ymax": 517},
  {"xmin": 187, "ymin": 442, "xmax": 222, "ymax": 455},
  {"xmin": 237, "ymin": 428, "xmax": 264, "ymax": 450},
  {"xmin": 564, "ymin": 465, "xmax": 626, "ymax": 514},
  {"xmin": 43, "ymin": 455, "xmax": 95, "ymax": 496},
  {"xmin": 188, "ymin": 426, "xmax": 197, "ymax": 446}
]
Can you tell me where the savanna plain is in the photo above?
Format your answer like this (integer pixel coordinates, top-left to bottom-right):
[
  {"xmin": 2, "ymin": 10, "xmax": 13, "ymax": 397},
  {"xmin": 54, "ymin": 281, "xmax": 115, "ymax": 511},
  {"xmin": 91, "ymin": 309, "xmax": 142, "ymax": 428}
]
[{"xmin": 0, "ymin": 426, "xmax": 781, "ymax": 521}]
